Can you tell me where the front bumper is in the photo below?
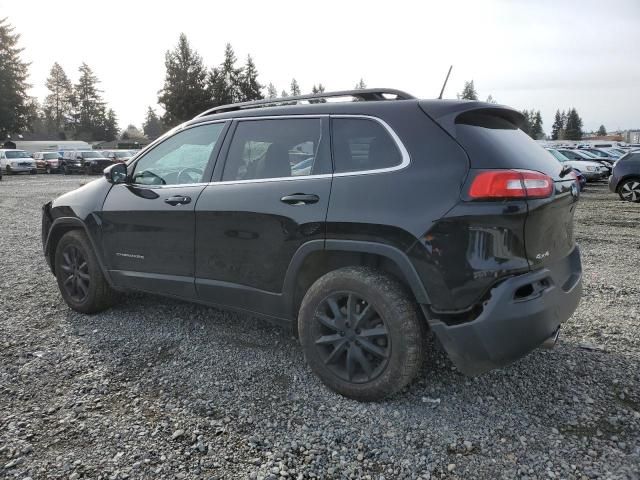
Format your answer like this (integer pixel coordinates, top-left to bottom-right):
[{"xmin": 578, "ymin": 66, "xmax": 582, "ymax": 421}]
[
  {"xmin": 427, "ymin": 245, "xmax": 582, "ymax": 375},
  {"xmin": 85, "ymin": 161, "xmax": 113, "ymax": 173},
  {"xmin": 582, "ymin": 171, "xmax": 604, "ymax": 181},
  {"xmin": 7, "ymin": 165, "xmax": 36, "ymax": 172}
]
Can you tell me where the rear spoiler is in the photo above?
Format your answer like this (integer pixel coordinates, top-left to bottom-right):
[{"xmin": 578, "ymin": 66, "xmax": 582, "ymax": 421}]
[{"xmin": 419, "ymin": 100, "xmax": 525, "ymax": 137}]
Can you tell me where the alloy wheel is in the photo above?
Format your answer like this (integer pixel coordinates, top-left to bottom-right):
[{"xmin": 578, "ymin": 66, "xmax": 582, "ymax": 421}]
[
  {"xmin": 60, "ymin": 245, "xmax": 90, "ymax": 302},
  {"xmin": 313, "ymin": 292, "xmax": 390, "ymax": 383},
  {"xmin": 620, "ymin": 180, "xmax": 640, "ymax": 202}
]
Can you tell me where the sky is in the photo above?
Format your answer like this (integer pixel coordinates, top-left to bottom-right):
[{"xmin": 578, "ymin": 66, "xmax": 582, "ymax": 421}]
[{"xmin": 4, "ymin": 0, "xmax": 640, "ymax": 133}]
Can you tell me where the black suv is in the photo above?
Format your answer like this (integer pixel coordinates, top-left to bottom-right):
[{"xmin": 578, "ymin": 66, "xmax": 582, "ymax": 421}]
[
  {"xmin": 60, "ymin": 150, "xmax": 113, "ymax": 175},
  {"xmin": 42, "ymin": 89, "xmax": 583, "ymax": 400}
]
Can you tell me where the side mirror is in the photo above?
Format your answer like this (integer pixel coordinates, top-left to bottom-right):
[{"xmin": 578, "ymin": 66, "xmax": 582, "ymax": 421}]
[{"xmin": 104, "ymin": 162, "xmax": 128, "ymax": 184}]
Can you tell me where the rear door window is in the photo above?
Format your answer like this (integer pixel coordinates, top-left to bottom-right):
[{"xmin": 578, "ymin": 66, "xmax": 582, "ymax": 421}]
[
  {"xmin": 331, "ymin": 118, "xmax": 402, "ymax": 173},
  {"xmin": 221, "ymin": 118, "xmax": 329, "ymax": 181}
]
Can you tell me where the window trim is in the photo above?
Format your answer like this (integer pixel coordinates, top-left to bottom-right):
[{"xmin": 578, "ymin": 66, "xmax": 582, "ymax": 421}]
[{"xmin": 209, "ymin": 114, "xmax": 410, "ymax": 186}]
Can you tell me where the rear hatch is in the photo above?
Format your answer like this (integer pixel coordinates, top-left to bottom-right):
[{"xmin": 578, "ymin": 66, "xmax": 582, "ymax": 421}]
[{"xmin": 421, "ymin": 102, "xmax": 580, "ymax": 271}]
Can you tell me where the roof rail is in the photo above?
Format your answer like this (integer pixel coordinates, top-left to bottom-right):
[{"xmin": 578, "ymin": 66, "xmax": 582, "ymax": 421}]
[{"xmin": 195, "ymin": 88, "xmax": 416, "ymax": 118}]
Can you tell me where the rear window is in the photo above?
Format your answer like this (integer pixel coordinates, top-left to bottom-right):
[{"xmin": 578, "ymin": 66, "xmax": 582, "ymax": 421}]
[
  {"xmin": 455, "ymin": 112, "xmax": 562, "ymax": 178},
  {"xmin": 332, "ymin": 118, "xmax": 402, "ymax": 173}
]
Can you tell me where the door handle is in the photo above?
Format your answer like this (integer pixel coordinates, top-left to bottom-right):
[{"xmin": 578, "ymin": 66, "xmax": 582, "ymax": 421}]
[
  {"xmin": 280, "ymin": 193, "xmax": 320, "ymax": 205},
  {"xmin": 164, "ymin": 195, "xmax": 191, "ymax": 206}
]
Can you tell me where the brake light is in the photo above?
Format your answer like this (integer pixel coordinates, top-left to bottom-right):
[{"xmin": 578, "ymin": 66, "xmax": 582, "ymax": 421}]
[{"xmin": 468, "ymin": 170, "xmax": 553, "ymax": 200}]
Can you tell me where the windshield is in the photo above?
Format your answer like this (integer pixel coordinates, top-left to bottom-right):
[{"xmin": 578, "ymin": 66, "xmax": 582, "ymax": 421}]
[
  {"xmin": 5, "ymin": 150, "xmax": 30, "ymax": 159},
  {"xmin": 43, "ymin": 152, "xmax": 58, "ymax": 159},
  {"xmin": 547, "ymin": 149, "xmax": 569, "ymax": 162},
  {"xmin": 81, "ymin": 151, "xmax": 103, "ymax": 159},
  {"xmin": 114, "ymin": 151, "xmax": 130, "ymax": 158}
]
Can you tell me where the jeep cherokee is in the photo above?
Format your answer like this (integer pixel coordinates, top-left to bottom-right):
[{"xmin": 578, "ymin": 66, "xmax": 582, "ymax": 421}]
[{"xmin": 42, "ymin": 89, "xmax": 583, "ymax": 401}]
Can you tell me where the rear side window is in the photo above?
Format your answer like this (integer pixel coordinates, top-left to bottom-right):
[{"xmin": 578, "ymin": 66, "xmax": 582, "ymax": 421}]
[
  {"xmin": 455, "ymin": 111, "xmax": 561, "ymax": 178},
  {"xmin": 222, "ymin": 118, "xmax": 328, "ymax": 181},
  {"xmin": 332, "ymin": 118, "xmax": 402, "ymax": 173}
]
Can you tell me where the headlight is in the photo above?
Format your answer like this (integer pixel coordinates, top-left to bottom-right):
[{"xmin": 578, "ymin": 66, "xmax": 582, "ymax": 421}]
[
  {"xmin": 11, "ymin": 161, "xmax": 18, "ymax": 167},
  {"xmin": 586, "ymin": 166, "xmax": 595, "ymax": 171}
]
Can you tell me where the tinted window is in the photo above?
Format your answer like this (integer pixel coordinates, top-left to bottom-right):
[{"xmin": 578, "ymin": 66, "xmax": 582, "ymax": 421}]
[
  {"xmin": 222, "ymin": 118, "xmax": 327, "ymax": 181},
  {"xmin": 455, "ymin": 112, "xmax": 561, "ymax": 177},
  {"xmin": 332, "ymin": 118, "xmax": 402, "ymax": 173},
  {"xmin": 133, "ymin": 123, "xmax": 224, "ymax": 185},
  {"xmin": 5, "ymin": 150, "xmax": 30, "ymax": 159}
]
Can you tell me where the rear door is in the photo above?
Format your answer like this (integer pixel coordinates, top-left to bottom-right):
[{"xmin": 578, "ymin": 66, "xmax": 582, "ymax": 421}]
[
  {"xmin": 194, "ymin": 116, "xmax": 332, "ymax": 318},
  {"xmin": 101, "ymin": 121, "xmax": 228, "ymax": 298}
]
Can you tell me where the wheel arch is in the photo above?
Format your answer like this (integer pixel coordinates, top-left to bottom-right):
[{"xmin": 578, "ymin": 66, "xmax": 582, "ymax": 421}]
[
  {"xmin": 283, "ymin": 239, "xmax": 431, "ymax": 321},
  {"xmin": 616, "ymin": 174, "xmax": 640, "ymax": 192},
  {"xmin": 45, "ymin": 217, "xmax": 114, "ymax": 287}
]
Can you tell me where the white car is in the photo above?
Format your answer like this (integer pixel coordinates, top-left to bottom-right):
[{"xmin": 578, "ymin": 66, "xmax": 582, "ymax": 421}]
[
  {"xmin": 0, "ymin": 149, "xmax": 37, "ymax": 175},
  {"xmin": 546, "ymin": 148, "xmax": 605, "ymax": 181}
]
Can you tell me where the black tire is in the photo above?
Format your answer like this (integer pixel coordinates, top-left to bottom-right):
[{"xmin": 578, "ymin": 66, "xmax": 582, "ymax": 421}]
[
  {"xmin": 298, "ymin": 267, "xmax": 424, "ymax": 401},
  {"xmin": 6, "ymin": 165, "xmax": 12, "ymax": 175},
  {"xmin": 54, "ymin": 230, "xmax": 116, "ymax": 313},
  {"xmin": 618, "ymin": 177, "xmax": 640, "ymax": 202},
  {"xmin": 63, "ymin": 165, "xmax": 70, "ymax": 175},
  {"xmin": 30, "ymin": 169, "xmax": 37, "ymax": 175},
  {"xmin": 46, "ymin": 166, "xmax": 51, "ymax": 174},
  {"xmin": 85, "ymin": 165, "xmax": 92, "ymax": 176}
]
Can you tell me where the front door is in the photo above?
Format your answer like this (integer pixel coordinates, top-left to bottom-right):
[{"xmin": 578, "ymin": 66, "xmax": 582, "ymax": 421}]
[
  {"xmin": 194, "ymin": 117, "xmax": 332, "ymax": 318},
  {"xmin": 101, "ymin": 121, "xmax": 228, "ymax": 298}
]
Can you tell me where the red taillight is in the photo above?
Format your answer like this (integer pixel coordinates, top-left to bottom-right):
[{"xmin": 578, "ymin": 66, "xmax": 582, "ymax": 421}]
[{"xmin": 468, "ymin": 170, "xmax": 553, "ymax": 200}]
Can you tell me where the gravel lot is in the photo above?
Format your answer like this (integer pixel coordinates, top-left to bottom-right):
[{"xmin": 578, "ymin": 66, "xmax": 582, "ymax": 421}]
[{"xmin": 1, "ymin": 174, "xmax": 638, "ymax": 480}]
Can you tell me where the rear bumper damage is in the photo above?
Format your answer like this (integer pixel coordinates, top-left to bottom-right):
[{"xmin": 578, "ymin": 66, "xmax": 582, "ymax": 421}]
[{"xmin": 426, "ymin": 245, "xmax": 582, "ymax": 376}]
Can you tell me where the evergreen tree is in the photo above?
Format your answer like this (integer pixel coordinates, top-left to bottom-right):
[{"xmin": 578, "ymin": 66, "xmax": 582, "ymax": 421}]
[
  {"xmin": 551, "ymin": 109, "xmax": 564, "ymax": 140},
  {"xmin": 597, "ymin": 124, "xmax": 607, "ymax": 136},
  {"xmin": 103, "ymin": 108, "xmax": 119, "ymax": 142},
  {"xmin": 0, "ymin": 17, "xmax": 31, "ymax": 138},
  {"xmin": 208, "ymin": 43, "xmax": 244, "ymax": 107},
  {"xmin": 485, "ymin": 94, "xmax": 497, "ymax": 104},
  {"xmin": 354, "ymin": 78, "xmax": 366, "ymax": 89},
  {"xmin": 158, "ymin": 33, "xmax": 210, "ymax": 127},
  {"xmin": 530, "ymin": 110, "xmax": 544, "ymax": 139},
  {"xmin": 310, "ymin": 84, "xmax": 326, "ymax": 103},
  {"xmin": 290, "ymin": 78, "xmax": 300, "ymax": 96},
  {"xmin": 564, "ymin": 108, "xmax": 583, "ymax": 140},
  {"xmin": 280, "ymin": 90, "xmax": 289, "ymax": 98},
  {"xmin": 142, "ymin": 106, "xmax": 164, "ymax": 140},
  {"xmin": 238, "ymin": 55, "xmax": 263, "ymax": 102},
  {"xmin": 25, "ymin": 97, "xmax": 48, "ymax": 136},
  {"xmin": 43, "ymin": 62, "xmax": 73, "ymax": 134},
  {"xmin": 73, "ymin": 62, "xmax": 107, "ymax": 141},
  {"xmin": 267, "ymin": 83, "xmax": 278, "ymax": 99},
  {"xmin": 459, "ymin": 80, "xmax": 478, "ymax": 100}
]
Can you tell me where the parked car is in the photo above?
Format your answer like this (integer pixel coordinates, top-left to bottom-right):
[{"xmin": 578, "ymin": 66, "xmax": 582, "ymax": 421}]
[
  {"xmin": 0, "ymin": 149, "xmax": 37, "ymax": 175},
  {"xmin": 547, "ymin": 148, "xmax": 605, "ymax": 181},
  {"xmin": 582, "ymin": 148, "xmax": 620, "ymax": 161},
  {"xmin": 609, "ymin": 152, "xmax": 640, "ymax": 202},
  {"xmin": 33, "ymin": 151, "xmax": 62, "ymax": 173},
  {"xmin": 60, "ymin": 150, "xmax": 113, "ymax": 175},
  {"xmin": 101, "ymin": 150, "xmax": 133, "ymax": 163},
  {"xmin": 557, "ymin": 148, "xmax": 612, "ymax": 176},
  {"xmin": 42, "ymin": 89, "xmax": 583, "ymax": 400}
]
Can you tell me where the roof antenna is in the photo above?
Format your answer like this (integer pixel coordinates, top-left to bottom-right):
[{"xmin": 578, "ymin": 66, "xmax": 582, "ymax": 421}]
[{"xmin": 438, "ymin": 65, "xmax": 453, "ymax": 100}]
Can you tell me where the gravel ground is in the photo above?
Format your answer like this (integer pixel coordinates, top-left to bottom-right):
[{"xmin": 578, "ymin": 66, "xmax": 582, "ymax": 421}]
[{"xmin": 0, "ymin": 174, "xmax": 638, "ymax": 480}]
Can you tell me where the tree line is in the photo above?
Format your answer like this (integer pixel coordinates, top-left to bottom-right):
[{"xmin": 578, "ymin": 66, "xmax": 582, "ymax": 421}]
[{"xmin": 2, "ymin": 16, "xmax": 594, "ymax": 144}]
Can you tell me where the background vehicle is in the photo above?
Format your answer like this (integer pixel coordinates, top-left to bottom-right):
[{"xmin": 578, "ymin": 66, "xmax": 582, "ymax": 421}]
[
  {"xmin": 609, "ymin": 152, "xmax": 640, "ymax": 202},
  {"xmin": 557, "ymin": 148, "xmax": 612, "ymax": 176},
  {"xmin": 60, "ymin": 150, "xmax": 113, "ymax": 175},
  {"xmin": 33, "ymin": 151, "xmax": 62, "ymax": 173},
  {"xmin": 582, "ymin": 148, "xmax": 620, "ymax": 161},
  {"xmin": 547, "ymin": 148, "xmax": 604, "ymax": 181},
  {"xmin": 42, "ymin": 89, "xmax": 583, "ymax": 400},
  {"xmin": 101, "ymin": 150, "xmax": 133, "ymax": 163},
  {"xmin": 0, "ymin": 149, "xmax": 37, "ymax": 175}
]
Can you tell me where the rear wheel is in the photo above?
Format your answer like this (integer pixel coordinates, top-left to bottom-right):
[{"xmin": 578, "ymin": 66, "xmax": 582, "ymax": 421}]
[
  {"xmin": 619, "ymin": 178, "xmax": 640, "ymax": 202},
  {"xmin": 298, "ymin": 267, "xmax": 424, "ymax": 401},
  {"xmin": 63, "ymin": 165, "xmax": 70, "ymax": 175},
  {"xmin": 30, "ymin": 169, "xmax": 37, "ymax": 175},
  {"xmin": 85, "ymin": 165, "xmax": 92, "ymax": 176},
  {"xmin": 54, "ymin": 230, "xmax": 116, "ymax": 313}
]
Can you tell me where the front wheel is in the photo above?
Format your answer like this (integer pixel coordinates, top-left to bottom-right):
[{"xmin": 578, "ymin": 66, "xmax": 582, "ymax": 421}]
[
  {"xmin": 5, "ymin": 165, "xmax": 12, "ymax": 175},
  {"xmin": 30, "ymin": 169, "xmax": 37, "ymax": 175},
  {"xmin": 54, "ymin": 230, "xmax": 116, "ymax": 313},
  {"xmin": 619, "ymin": 178, "xmax": 640, "ymax": 202},
  {"xmin": 63, "ymin": 165, "xmax": 70, "ymax": 175},
  {"xmin": 298, "ymin": 267, "xmax": 424, "ymax": 401}
]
